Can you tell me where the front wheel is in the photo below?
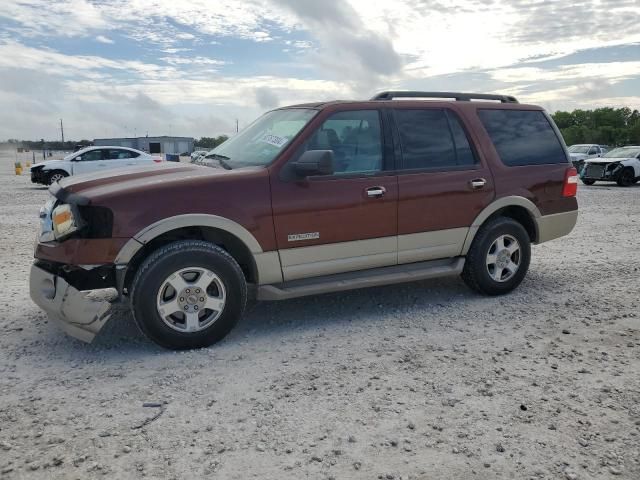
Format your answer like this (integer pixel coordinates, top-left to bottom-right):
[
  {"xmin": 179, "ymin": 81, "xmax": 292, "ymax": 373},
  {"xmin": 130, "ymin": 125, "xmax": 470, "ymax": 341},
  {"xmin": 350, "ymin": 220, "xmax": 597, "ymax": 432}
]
[
  {"xmin": 462, "ymin": 217, "xmax": 531, "ymax": 296},
  {"xmin": 130, "ymin": 240, "xmax": 247, "ymax": 349},
  {"xmin": 47, "ymin": 170, "xmax": 68, "ymax": 185},
  {"xmin": 616, "ymin": 168, "xmax": 635, "ymax": 187},
  {"xmin": 581, "ymin": 179, "xmax": 596, "ymax": 186}
]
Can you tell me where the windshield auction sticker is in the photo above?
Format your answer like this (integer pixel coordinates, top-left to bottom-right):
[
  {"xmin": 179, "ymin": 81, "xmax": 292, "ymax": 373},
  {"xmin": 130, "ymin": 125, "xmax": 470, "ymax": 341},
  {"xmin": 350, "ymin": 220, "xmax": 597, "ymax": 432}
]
[{"xmin": 260, "ymin": 133, "xmax": 288, "ymax": 147}]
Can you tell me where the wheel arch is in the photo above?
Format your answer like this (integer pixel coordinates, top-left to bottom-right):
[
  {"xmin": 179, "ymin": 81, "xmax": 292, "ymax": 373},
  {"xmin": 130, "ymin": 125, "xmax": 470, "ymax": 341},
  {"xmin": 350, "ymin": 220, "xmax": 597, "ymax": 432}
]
[
  {"xmin": 620, "ymin": 159, "xmax": 640, "ymax": 177},
  {"xmin": 47, "ymin": 169, "xmax": 70, "ymax": 181},
  {"xmin": 462, "ymin": 196, "xmax": 541, "ymax": 254},
  {"xmin": 116, "ymin": 214, "xmax": 282, "ymax": 292}
]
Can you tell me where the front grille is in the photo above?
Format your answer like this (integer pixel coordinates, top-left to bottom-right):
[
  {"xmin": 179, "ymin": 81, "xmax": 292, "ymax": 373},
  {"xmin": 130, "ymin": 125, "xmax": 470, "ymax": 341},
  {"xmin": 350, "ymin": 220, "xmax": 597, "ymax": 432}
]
[{"xmin": 585, "ymin": 164, "xmax": 605, "ymax": 178}]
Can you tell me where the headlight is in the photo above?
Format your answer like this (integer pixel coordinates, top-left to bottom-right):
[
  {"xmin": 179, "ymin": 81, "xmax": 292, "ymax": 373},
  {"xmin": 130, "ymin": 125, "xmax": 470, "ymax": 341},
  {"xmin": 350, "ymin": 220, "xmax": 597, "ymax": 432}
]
[{"xmin": 52, "ymin": 204, "xmax": 82, "ymax": 239}]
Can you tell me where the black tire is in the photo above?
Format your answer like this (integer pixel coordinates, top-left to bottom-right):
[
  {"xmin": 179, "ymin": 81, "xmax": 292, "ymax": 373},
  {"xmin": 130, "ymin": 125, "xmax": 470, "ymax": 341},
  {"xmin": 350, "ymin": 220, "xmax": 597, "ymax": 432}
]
[
  {"xmin": 581, "ymin": 179, "xmax": 596, "ymax": 186},
  {"xmin": 47, "ymin": 170, "xmax": 68, "ymax": 185},
  {"xmin": 130, "ymin": 240, "xmax": 247, "ymax": 350},
  {"xmin": 616, "ymin": 168, "xmax": 635, "ymax": 187},
  {"xmin": 461, "ymin": 217, "xmax": 531, "ymax": 296}
]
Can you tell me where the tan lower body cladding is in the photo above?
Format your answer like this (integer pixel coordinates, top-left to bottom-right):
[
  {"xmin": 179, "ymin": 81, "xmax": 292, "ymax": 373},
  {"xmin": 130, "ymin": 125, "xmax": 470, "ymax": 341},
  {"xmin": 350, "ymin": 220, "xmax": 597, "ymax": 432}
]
[
  {"xmin": 278, "ymin": 228, "xmax": 468, "ymax": 282},
  {"xmin": 274, "ymin": 210, "xmax": 577, "ymax": 283}
]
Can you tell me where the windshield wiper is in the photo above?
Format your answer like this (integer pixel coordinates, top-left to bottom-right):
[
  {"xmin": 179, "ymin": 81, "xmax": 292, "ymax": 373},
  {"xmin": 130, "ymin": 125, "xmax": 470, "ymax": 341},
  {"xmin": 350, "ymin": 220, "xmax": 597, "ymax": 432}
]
[{"xmin": 205, "ymin": 153, "xmax": 232, "ymax": 170}]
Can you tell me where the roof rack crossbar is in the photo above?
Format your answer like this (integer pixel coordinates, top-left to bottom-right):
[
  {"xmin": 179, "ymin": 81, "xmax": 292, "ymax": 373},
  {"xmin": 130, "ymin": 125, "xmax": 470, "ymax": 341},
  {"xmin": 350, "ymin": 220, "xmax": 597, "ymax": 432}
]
[{"xmin": 371, "ymin": 91, "xmax": 519, "ymax": 103}]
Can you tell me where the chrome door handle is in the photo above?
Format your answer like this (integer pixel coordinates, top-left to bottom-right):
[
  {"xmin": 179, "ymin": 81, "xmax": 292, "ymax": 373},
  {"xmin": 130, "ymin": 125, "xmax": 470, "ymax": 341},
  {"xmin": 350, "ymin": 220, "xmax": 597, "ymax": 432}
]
[
  {"xmin": 366, "ymin": 186, "xmax": 386, "ymax": 198},
  {"xmin": 469, "ymin": 178, "xmax": 486, "ymax": 189}
]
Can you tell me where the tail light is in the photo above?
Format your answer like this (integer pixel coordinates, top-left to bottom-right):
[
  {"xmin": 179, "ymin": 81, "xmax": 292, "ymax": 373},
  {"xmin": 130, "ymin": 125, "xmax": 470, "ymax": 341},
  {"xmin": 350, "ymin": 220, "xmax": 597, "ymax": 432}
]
[
  {"xmin": 153, "ymin": 159, "xmax": 162, "ymax": 163},
  {"xmin": 562, "ymin": 167, "xmax": 578, "ymax": 197}
]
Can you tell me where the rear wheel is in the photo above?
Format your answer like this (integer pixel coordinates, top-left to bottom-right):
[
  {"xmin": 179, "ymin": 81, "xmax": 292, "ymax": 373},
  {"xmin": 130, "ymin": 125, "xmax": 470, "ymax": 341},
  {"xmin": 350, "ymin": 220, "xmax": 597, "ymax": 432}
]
[
  {"xmin": 581, "ymin": 179, "xmax": 596, "ymax": 185},
  {"xmin": 462, "ymin": 217, "xmax": 531, "ymax": 296},
  {"xmin": 617, "ymin": 168, "xmax": 635, "ymax": 187},
  {"xmin": 47, "ymin": 170, "xmax": 68, "ymax": 185},
  {"xmin": 130, "ymin": 240, "xmax": 247, "ymax": 349}
]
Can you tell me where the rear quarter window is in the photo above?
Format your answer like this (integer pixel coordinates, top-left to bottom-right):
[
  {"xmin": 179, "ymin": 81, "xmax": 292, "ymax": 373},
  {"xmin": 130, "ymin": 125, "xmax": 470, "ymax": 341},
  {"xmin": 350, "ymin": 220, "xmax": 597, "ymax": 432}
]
[{"xmin": 478, "ymin": 109, "xmax": 567, "ymax": 166}]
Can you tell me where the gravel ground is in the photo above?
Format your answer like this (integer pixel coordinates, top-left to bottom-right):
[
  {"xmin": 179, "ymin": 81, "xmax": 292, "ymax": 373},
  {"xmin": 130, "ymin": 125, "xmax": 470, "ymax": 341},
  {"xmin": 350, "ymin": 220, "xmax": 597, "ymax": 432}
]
[{"xmin": 1, "ymin": 151, "xmax": 639, "ymax": 479}]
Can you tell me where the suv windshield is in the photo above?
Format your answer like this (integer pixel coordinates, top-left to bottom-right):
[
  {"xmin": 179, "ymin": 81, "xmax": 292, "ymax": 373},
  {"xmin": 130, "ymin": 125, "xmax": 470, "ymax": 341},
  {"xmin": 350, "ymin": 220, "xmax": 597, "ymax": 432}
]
[
  {"xmin": 202, "ymin": 108, "xmax": 317, "ymax": 168},
  {"xmin": 568, "ymin": 145, "xmax": 590, "ymax": 154},
  {"xmin": 603, "ymin": 146, "xmax": 640, "ymax": 158}
]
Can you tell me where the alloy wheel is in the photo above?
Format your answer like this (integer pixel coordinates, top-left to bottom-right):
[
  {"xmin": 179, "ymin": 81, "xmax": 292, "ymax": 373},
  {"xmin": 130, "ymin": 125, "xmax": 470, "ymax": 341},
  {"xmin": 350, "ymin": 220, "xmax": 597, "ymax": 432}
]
[
  {"xmin": 49, "ymin": 173, "xmax": 65, "ymax": 184},
  {"xmin": 486, "ymin": 234, "xmax": 521, "ymax": 283},
  {"xmin": 156, "ymin": 267, "xmax": 226, "ymax": 333}
]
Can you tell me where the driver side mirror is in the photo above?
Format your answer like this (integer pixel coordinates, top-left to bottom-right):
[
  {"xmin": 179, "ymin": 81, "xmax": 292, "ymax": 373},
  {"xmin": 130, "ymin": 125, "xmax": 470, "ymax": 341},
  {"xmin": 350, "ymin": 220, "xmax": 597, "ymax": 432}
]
[
  {"xmin": 291, "ymin": 150, "xmax": 334, "ymax": 177},
  {"xmin": 73, "ymin": 155, "xmax": 82, "ymax": 161}
]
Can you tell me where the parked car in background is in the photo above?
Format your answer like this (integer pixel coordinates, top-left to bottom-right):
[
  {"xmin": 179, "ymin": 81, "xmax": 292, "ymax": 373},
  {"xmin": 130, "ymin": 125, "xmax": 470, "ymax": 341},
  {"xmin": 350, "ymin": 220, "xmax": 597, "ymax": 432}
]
[
  {"xmin": 191, "ymin": 150, "xmax": 208, "ymax": 161},
  {"xmin": 30, "ymin": 91, "xmax": 578, "ymax": 349},
  {"xmin": 30, "ymin": 146, "xmax": 162, "ymax": 185},
  {"xmin": 567, "ymin": 144, "xmax": 608, "ymax": 172},
  {"xmin": 581, "ymin": 146, "xmax": 640, "ymax": 186}
]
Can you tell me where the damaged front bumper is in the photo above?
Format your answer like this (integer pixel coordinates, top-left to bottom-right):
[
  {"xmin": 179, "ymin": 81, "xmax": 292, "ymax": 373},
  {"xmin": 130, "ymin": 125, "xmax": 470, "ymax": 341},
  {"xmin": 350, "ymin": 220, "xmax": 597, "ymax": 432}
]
[
  {"xmin": 581, "ymin": 162, "xmax": 623, "ymax": 181},
  {"xmin": 29, "ymin": 264, "xmax": 112, "ymax": 343}
]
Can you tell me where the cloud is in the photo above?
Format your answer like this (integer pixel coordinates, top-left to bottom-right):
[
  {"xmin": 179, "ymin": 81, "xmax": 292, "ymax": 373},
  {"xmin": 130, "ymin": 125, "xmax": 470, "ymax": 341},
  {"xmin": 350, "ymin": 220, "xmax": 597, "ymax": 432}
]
[
  {"xmin": 491, "ymin": 62, "xmax": 640, "ymax": 84},
  {"xmin": 0, "ymin": 0, "xmax": 108, "ymax": 37},
  {"xmin": 160, "ymin": 56, "xmax": 226, "ymax": 66},
  {"xmin": 255, "ymin": 87, "xmax": 280, "ymax": 109},
  {"xmin": 273, "ymin": 0, "xmax": 403, "ymax": 84},
  {"xmin": 95, "ymin": 35, "xmax": 114, "ymax": 44},
  {"xmin": 1, "ymin": 0, "xmax": 640, "ymax": 140}
]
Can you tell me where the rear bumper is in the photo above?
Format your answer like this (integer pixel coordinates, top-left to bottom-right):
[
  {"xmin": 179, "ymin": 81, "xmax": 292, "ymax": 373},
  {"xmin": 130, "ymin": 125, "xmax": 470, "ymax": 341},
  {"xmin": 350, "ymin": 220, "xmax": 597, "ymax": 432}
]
[
  {"xmin": 29, "ymin": 264, "xmax": 112, "ymax": 343},
  {"xmin": 537, "ymin": 210, "xmax": 578, "ymax": 243}
]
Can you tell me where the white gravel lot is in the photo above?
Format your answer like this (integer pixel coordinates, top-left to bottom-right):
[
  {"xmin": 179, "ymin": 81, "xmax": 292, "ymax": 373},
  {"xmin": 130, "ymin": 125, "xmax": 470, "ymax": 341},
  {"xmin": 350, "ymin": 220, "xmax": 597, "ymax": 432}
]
[{"xmin": 0, "ymin": 151, "xmax": 638, "ymax": 479}]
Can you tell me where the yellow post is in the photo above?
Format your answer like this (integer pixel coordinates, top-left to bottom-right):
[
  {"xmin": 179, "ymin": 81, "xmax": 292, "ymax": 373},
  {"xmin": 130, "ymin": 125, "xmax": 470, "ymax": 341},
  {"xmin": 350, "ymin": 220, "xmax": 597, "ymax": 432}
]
[{"xmin": 15, "ymin": 162, "xmax": 22, "ymax": 175}]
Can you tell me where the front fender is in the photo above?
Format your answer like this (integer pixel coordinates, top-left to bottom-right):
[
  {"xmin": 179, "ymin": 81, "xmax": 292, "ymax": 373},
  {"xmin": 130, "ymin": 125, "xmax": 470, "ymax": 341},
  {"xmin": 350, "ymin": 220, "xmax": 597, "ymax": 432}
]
[
  {"xmin": 620, "ymin": 159, "xmax": 640, "ymax": 176},
  {"xmin": 114, "ymin": 214, "xmax": 283, "ymax": 286}
]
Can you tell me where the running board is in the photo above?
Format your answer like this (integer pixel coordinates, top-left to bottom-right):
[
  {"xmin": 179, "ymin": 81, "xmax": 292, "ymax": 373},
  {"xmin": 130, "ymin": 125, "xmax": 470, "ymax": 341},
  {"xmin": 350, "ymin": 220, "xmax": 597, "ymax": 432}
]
[{"xmin": 257, "ymin": 257, "xmax": 465, "ymax": 301}]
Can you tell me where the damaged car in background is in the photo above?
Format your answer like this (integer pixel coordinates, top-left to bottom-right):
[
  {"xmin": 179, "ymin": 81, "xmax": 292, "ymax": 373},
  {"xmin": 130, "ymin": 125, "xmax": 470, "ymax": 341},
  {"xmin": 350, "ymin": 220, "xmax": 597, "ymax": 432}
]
[
  {"xmin": 567, "ymin": 144, "xmax": 608, "ymax": 172},
  {"xmin": 581, "ymin": 146, "xmax": 640, "ymax": 186}
]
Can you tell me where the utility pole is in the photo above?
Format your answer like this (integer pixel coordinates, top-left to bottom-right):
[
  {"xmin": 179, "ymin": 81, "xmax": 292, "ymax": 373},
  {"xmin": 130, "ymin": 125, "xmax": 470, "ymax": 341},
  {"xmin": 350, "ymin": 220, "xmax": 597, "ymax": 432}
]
[{"xmin": 60, "ymin": 119, "xmax": 64, "ymax": 144}]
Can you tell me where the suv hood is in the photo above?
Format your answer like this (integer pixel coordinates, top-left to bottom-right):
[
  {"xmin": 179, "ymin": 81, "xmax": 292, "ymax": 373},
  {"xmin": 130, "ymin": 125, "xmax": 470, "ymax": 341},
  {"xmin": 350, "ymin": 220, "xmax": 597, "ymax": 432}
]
[
  {"xmin": 55, "ymin": 162, "xmax": 238, "ymax": 204},
  {"xmin": 585, "ymin": 157, "xmax": 633, "ymax": 164},
  {"xmin": 31, "ymin": 159, "xmax": 64, "ymax": 171}
]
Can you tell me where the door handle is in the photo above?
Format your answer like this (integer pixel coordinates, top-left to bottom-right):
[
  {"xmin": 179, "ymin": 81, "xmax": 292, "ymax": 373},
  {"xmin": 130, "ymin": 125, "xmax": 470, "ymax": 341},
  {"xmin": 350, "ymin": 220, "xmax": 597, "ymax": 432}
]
[
  {"xmin": 469, "ymin": 178, "xmax": 486, "ymax": 189},
  {"xmin": 366, "ymin": 186, "xmax": 386, "ymax": 198}
]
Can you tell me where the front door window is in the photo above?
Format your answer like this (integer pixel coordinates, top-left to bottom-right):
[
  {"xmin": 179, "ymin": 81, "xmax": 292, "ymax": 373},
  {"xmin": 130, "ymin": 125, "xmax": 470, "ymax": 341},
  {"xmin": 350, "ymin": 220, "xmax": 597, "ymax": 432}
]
[{"xmin": 301, "ymin": 110, "xmax": 383, "ymax": 175}]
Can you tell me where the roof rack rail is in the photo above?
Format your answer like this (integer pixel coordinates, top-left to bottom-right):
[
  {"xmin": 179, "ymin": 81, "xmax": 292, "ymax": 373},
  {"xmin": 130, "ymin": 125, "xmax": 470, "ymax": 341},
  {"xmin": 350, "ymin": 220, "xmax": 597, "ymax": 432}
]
[{"xmin": 371, "ymin": 91, "xmax": 519, "ymax": 103}]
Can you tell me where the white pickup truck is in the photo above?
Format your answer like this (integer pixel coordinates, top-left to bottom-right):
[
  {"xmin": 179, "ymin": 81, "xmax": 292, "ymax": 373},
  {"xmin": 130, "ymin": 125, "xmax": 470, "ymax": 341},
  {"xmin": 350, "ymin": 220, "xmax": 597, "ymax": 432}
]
[{"xmin": 30, "ymin": 146, "xmax": 162, "ymax": 185}]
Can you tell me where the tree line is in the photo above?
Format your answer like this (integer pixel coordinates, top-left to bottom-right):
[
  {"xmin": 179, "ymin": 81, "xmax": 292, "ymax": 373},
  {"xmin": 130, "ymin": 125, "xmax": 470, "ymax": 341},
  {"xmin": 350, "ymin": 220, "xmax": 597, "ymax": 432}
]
[
  {"xmin": 551, "ymin": 107, "xmax": 640, "ymax": 147},
  {"xmin": 194, "ymin": 135, "xmax": 229, "ymax": 149},
  {"xmin": 3, "ymin": 139, "xmax": 93, "ymax": 151}
]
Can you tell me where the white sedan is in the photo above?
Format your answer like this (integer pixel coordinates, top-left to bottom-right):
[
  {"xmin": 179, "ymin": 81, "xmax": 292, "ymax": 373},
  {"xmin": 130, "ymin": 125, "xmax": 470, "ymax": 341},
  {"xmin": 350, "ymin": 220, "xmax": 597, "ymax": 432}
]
[{"xmin": 30, "ymin": 146, "xmax": 162, "ymax": 185}]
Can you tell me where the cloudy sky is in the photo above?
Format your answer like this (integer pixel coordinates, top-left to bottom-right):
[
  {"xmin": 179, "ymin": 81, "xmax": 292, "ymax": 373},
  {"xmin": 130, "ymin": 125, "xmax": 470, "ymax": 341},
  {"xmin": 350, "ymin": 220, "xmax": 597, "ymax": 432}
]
[{"xmin": 0, "ymin": 0, "xmax": 639, "ymax": 141}]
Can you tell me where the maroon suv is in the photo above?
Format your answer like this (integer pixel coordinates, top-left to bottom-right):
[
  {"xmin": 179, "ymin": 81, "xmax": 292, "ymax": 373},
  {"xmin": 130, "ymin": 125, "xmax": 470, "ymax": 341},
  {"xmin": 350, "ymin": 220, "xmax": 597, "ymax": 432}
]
[{"xmin": 30, "ymin": 91, "xmax": 579, "ymax": 349}]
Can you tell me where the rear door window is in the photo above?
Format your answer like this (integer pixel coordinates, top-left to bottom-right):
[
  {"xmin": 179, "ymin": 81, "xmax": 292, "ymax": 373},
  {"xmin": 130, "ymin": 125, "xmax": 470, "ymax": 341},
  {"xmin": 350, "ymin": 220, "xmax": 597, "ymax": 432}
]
[
  {"xmin": 393, "ymin": 109, "xmax": 477, "ymax": 170},
  {"xmin": 107, "ymin": 149, "xmax": 135, "ymax": 160},
  {"xmin": 478, "ymin": 109, "xmax": 567, "ymax": 166}
]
